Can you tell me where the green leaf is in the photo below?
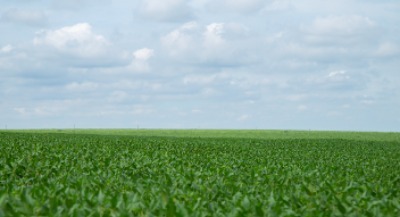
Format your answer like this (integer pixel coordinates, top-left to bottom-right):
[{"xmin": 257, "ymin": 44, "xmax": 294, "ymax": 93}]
[
  {"xmin": 166, "ymin": 198, "xmax": 176, "ymax": 217},
  {"xmin": 241, "ymin": 196, "xmax": 250, "ymax": 211}
]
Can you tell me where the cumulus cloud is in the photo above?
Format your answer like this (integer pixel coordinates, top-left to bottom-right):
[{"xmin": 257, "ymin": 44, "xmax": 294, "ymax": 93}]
[
  {"xmin": 1, "ymin": 8, "xmax": 47, "ymax": 26},
  {"xmin": 162, "ymin": 21, "xmax": 252, "ymax": 66},
  {"xmin": 161, "ymin": 21, "xmax": 199, "ymax": 57},
  {"xmin": 203, "ymin": 23, "xmax": 225, "ymax": 47},
  {"xmin": 139, "ymin": 0, "xmax": 192, "ymax": 22},
  {"xmin": 133, "ymin": 48, "xmax": 154, "ymax": 61},
  {"xmin": 2, "ymin": 0, "xmax": 399, "ymax": 130},
  {"xmin": 128, "ymin": 48, "xmax": 155, "ymax": 72},
  {"xmin": 31, "ymin": 23, "xmax": 128, "ymax": 68},
  {"xmin": 0, "ymin": 44, "xmax": 31, "ymax": 72},
  {"xmin": 33, "ymin": 23, "xmax": 110, "ymax": 58},
  {"xmin": 301, "ymin": 70, "xmax": 362, "ymax": 94}
]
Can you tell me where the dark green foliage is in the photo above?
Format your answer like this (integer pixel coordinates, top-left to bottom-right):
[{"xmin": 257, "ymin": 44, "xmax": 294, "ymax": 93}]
[{"xmin": 0, "ymin": 132, "xmax": 399, "ymax": 216}]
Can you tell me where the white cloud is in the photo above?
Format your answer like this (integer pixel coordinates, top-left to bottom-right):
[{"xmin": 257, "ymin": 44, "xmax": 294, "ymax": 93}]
[
  {"xmin": 33, "ymin": 23, "xmax": 110, "ymax": 58},
  {"xmin": 203, "ymin": 23, "xmax": 225, "ymax": 47},
  {"xmin": 328, "ymin": 70, "xmax": 350, "ymax": 81},
  {"xmin": 161, "ymin": 21, "xmax": 199, "ymax": 57},
  {"xmin": 0, "ymin": 45, "xmax": 13, "ymax": 53},
  {"xmin": 139, "ymin": 0, "xmax": 192, "ymax": 22},
  {"xmin": 161, "ymin": 21, "xmax": 251, "ymax": 66},
  {"xmin": 375, "ymin": 42, "xmax": 399, "ymax": 57},
  {"xmin": 302, "ymin": 70, "xmax": 358, "ymax": 93},
  {"xmin": 128, "ymin": 48, "xmax": 155, "ymax": 72},
  {"xmin": 2, "ymin": 0, "xmax": 399, "ymax": 131},
  {"xmin": 133, "ymin": 48, "xmax": 154, "ymax": 61}
]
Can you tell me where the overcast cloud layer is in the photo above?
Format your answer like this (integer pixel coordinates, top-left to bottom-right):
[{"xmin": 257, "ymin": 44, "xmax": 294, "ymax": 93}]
[{"xmin": 1, "ymin": 0, "xmax": 399, "ymax": 131}]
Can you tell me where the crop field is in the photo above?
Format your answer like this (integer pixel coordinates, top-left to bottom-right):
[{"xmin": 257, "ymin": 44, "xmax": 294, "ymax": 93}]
[{"xmin": 1, "ymin": 130, "xmax": 400, "ymax": 216}]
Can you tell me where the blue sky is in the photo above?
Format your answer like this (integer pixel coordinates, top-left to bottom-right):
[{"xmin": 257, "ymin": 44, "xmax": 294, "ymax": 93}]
[{"xmin": 1, "ymin": 0, "xmax": 399, "ymax": 131}]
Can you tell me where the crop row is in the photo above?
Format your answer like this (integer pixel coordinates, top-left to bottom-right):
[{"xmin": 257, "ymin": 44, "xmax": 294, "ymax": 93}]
[{"xmin": 0, "ymin": 132, "xmax": 399, "ymax": 216}]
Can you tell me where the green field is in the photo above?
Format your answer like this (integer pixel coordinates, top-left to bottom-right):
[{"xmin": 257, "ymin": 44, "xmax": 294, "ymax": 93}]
[
  {"xmin": 9, "ymin": 129, "xmax": 400, "ymax": 141},
  {"xmin": 1, "ymin": 130, "xmax": 400, "ymax": 216}
]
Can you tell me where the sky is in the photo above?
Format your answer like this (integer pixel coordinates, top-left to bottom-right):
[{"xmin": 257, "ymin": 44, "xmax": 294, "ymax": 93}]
[{"xmin": 1, "ymin": 0, "xmax": 399, "ymax": 131}]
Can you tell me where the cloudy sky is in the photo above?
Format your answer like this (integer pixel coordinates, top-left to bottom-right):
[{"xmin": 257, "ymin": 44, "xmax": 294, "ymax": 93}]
[{"xmin": 1, "ymin": 0, "xmax": 399, "ymax": 131}]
